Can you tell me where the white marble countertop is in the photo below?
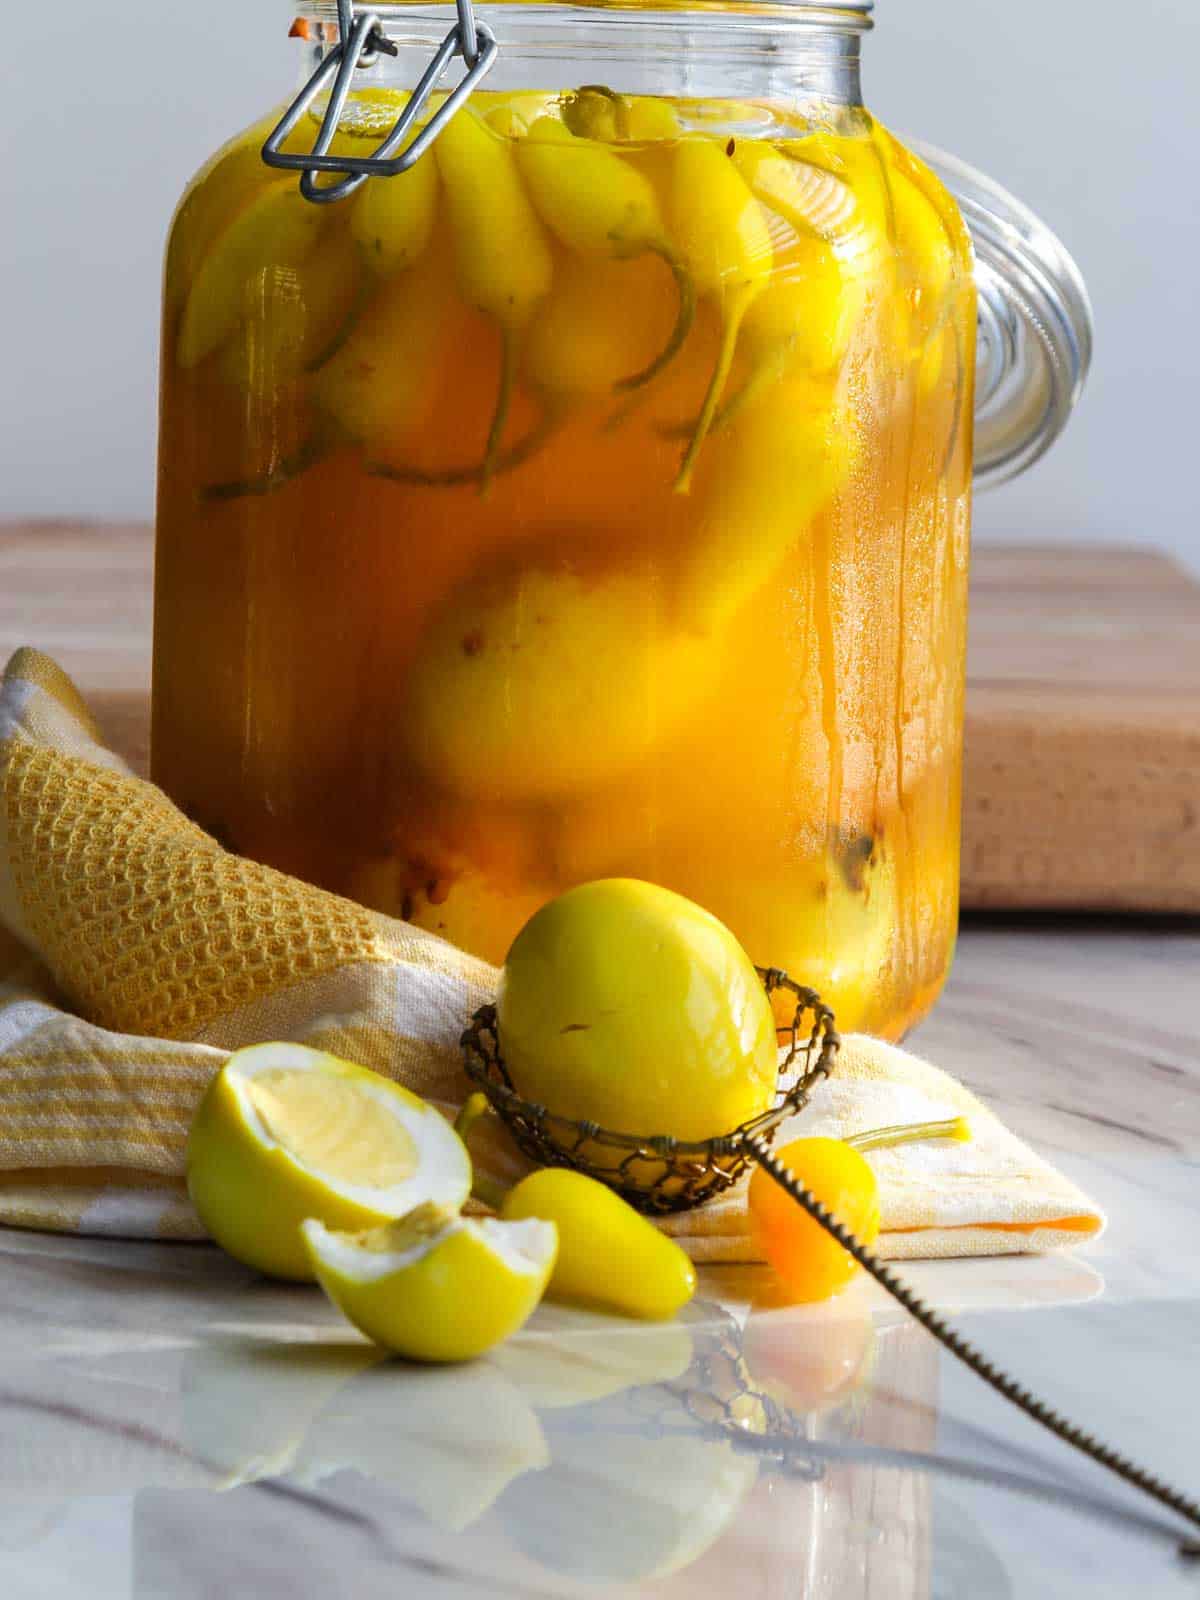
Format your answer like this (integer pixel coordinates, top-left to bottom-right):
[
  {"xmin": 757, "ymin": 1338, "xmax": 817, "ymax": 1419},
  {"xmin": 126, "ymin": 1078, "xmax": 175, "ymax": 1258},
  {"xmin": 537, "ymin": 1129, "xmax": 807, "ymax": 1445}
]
[{"xmin": 2, "ymin": 921, "xmax": 1199, "ymax": 1600}]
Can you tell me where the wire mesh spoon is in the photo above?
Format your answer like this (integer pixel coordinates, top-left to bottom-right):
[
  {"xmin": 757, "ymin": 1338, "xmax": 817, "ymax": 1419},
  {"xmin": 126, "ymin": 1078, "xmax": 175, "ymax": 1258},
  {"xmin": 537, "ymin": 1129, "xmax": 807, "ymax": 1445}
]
[{"xmin": 460, "ymin": 969, "xmax": 1200, "ymax": 1558}]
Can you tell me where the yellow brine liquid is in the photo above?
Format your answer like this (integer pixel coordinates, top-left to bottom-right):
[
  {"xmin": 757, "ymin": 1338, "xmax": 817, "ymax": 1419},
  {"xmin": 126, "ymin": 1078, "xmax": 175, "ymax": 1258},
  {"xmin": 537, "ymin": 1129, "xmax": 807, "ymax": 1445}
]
[{"xmin": 153, "ymin": 87, "xmax": 975, "ymax": 1039}]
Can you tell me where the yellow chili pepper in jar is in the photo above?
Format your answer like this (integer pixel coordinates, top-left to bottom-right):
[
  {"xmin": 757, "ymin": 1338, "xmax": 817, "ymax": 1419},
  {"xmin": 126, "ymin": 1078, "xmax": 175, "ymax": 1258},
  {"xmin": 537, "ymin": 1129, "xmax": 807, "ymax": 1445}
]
[
  {"xmin": 517, "ymin": 116, "xmax": 694, "ymax": 391},
  {"xmin": 435, "ymin": 105, "xmax": 555, "ymax": 486},
  {"xmin": 668, "ymin": 135, "xmax": 775, "ymax": 490}
]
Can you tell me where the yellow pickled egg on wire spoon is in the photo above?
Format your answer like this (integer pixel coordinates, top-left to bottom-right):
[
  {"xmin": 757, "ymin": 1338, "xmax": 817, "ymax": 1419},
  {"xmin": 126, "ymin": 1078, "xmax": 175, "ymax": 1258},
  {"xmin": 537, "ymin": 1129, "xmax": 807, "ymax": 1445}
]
[{"xmin": 497, "ymin": 878, "xmax": 779, "ymax": 1142}]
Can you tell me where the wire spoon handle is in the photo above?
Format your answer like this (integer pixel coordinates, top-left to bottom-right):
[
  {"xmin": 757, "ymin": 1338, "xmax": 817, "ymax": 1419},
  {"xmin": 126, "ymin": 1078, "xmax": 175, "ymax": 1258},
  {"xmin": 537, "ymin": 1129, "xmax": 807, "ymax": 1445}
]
[{"xmin": 745, "ymin": 1133, "xmax": 1200, "ymax": 1558}]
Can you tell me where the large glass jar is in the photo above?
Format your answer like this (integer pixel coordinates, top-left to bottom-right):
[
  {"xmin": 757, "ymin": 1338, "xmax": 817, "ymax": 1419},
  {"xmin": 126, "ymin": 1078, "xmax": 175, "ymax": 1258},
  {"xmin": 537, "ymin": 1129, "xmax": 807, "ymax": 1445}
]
[{"xmin": 153, "ymin": 0, "xmax": 1090, "ymax": 1039}]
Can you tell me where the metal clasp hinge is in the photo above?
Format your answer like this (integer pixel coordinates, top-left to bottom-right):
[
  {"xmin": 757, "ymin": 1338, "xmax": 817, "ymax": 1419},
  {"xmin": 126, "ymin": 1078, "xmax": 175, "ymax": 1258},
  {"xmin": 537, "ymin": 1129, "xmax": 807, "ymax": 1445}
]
[{"xmin": 262, "ymin": 0, "xmax": 498, "ymax": 204}]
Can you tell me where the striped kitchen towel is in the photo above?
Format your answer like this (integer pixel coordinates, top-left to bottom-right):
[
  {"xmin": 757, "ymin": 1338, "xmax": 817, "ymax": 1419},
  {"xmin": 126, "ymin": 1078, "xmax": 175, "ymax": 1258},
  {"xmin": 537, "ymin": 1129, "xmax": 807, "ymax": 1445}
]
[{"xmin": 0, "ymin": 647, "xmax": 1104, "ymax": 1257}]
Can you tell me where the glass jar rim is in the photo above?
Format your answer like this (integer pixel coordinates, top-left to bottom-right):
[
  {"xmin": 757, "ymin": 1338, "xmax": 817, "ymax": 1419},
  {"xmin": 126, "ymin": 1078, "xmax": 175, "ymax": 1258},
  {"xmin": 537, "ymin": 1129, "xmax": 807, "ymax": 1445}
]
[{"xmin": 293, "ymin": 0, "xmax": 874, "ymax": 31}]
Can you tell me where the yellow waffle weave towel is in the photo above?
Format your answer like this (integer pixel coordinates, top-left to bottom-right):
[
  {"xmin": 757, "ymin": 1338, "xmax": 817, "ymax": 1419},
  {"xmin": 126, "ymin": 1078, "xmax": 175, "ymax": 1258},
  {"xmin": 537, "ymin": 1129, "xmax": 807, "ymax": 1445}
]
[{"xmin": 0, "ymin": 648, "xmax": 1104, "ymax": 1257}]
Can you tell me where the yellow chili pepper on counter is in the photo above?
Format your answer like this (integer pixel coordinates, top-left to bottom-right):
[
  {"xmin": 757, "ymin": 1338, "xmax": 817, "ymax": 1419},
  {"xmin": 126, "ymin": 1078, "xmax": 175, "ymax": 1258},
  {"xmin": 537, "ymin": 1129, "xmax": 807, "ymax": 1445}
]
[
  {"xmin": 457, "ymin": 1095, "xmax": 697, "ymax": 1321},
  {"xmin": 502, "ymin": 1168, "xmax": 697, "ymax": 1321},
  {"xmin": 749, "ymin": 1116, "xmax": 970, "ymax": 1302}
]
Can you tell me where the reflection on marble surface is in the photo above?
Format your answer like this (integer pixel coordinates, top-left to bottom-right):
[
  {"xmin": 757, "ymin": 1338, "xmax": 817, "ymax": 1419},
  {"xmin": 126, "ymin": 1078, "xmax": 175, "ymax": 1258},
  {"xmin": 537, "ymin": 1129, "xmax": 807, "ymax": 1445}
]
[
  {"xmin": 1, "ymin": 1244, "xmax": 1195, "ymax": 1599},
  {"xmin": 3, "ymin": 926, "xmax": 1200, "ymax": 1597}
]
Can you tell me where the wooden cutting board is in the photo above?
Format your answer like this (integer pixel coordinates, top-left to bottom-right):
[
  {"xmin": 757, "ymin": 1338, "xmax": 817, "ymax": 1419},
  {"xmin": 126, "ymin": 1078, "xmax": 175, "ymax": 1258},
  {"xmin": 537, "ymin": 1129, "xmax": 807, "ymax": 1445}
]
[
  {"xmin": 3, "ymin": 520, "xmax": 1199, "ymax": 912},
  {"xmin": 965, "ymin": 545, "xmax": 1200, "ymax": 911}
]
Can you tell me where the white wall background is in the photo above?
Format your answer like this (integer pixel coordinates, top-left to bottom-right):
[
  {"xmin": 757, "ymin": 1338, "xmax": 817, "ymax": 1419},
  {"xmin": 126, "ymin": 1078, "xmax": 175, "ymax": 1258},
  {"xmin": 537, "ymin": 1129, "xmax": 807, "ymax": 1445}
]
[{"xmin": 3, "ymin": 0, "xmax": 1198, "ymax": 568}]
